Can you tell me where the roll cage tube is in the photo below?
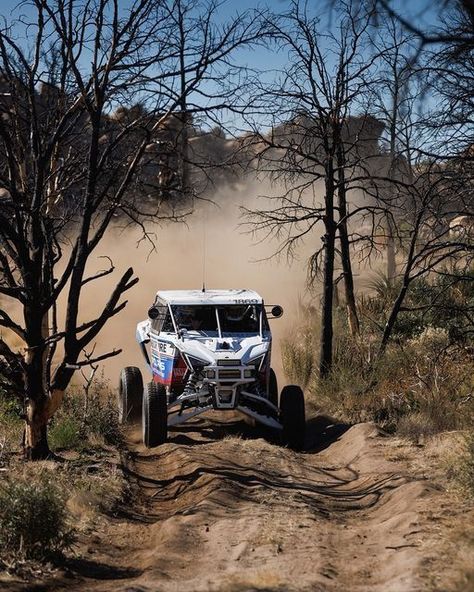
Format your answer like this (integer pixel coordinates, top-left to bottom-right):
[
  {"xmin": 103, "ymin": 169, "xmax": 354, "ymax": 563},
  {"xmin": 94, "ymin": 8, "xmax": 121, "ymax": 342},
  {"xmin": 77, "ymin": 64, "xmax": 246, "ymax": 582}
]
[{"xmin": 168, "ymin": 304, "xmax": 268, "ymax": 337}]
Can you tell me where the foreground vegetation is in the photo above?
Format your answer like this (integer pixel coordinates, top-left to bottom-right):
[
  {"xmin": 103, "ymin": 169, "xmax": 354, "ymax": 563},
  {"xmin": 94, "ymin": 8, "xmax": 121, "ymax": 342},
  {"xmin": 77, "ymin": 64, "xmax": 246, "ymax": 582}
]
[
  {"xmin": 0, "ymin": 377, "xmax": 124, "ymax": 572},
  {"xmin": 283, "ymin": 268, "xmax": 474, "ymax": 497}
]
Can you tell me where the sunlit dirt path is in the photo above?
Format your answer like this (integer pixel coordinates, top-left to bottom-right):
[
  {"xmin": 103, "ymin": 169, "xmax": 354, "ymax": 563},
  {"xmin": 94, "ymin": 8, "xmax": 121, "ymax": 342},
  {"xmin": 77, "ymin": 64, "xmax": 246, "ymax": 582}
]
[{"xmin": 35, "ymin": 415, "xmax": 444, "ymax": 592}]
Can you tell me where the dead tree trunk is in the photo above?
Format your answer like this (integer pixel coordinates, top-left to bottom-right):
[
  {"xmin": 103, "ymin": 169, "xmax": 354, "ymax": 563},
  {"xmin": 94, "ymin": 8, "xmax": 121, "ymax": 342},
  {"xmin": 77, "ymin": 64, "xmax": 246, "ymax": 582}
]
[
  {"xmin": 178, "ymin": 0, "xmax": 190, "ymax": 197},
  {"xmin": 319, "ymin": 166, "xmax": 337, "ymax": 378},
  {"xmin": 23, "ymin": 314, "xmax": 50, "ymax": 459},
  {"xmin": 336, "ymin": 139, "xmax": 360, "ymax": 336}
]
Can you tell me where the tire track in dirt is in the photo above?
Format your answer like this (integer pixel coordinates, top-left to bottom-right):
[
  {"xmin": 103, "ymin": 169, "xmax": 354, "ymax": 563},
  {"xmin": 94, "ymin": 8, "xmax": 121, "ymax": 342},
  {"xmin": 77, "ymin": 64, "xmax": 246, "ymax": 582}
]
[{"xmin": 51, "ymin": 416, "xmax": 436, "ymax": 592}]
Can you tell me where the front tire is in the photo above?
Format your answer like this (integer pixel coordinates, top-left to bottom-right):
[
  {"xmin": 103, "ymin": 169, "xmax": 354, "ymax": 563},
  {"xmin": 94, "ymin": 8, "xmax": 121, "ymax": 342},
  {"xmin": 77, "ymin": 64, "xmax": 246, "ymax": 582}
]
[
  {"xmin": 118, "ymin": 367, "xmax": 143, "ymax": 424},
  {"xmin": 280, "ymin": 385, "xmax": 305, "ymax": 451},
  {"xmin": 143, "ymin": 382, "xmax": 168, "ymax": 448},
  {"xmin": 269, "ymin": 368, "xmax": 278, "ymax": 407}
]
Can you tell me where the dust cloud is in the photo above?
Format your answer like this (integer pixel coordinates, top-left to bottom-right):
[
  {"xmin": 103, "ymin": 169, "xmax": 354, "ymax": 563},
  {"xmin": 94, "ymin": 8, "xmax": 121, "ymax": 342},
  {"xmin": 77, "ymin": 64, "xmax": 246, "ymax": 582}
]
[{"xmin": 83, "ymin": 180, "xmax": 318, "ymax": 388}]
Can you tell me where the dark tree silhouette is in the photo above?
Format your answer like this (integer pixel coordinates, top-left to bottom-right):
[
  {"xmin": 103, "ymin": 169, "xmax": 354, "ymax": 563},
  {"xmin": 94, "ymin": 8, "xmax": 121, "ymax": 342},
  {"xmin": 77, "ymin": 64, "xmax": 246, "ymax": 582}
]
[{"xmin": 0, "ymin": 0, "xmax": 264, "ymax": 459}]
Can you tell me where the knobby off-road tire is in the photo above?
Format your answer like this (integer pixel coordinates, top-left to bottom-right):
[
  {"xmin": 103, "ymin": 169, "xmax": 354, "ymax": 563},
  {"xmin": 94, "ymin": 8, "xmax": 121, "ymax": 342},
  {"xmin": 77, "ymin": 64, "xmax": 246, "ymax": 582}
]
[
  {"xmin": 269, "ymin": 368, "xmax": 278, "ymax": 407},
  {"xmin": 143, "ymin": 382, "xmax": 168, "ymax": 448},
  {"xmin": 118, "ymin": 367, "xmax": 143, "ymax": 424},
  {"xmin": 253, "ymin": 369, "xmax": 280, "ymax": 442},
  {"xmin": 280, "ymin": 385, "xmax": 306, "ymax": 451}
]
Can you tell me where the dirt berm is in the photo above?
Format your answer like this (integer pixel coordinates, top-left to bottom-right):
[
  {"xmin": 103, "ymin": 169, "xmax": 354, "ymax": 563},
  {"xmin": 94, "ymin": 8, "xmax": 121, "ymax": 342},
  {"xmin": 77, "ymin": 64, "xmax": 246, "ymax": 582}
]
[{"xmin": 35, "ymin": 413, "xmax": 456, "ymax": 592}]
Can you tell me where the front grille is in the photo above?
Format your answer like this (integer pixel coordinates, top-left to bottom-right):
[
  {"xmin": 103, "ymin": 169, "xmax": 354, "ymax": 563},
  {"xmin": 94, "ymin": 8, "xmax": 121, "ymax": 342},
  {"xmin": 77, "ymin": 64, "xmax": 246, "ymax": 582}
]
[
  {"xmin": 218, "ymin": 368, "xmax": 241, "ymax": 380},
  {"xmin": 217, "ymin": 359, "xmax": 241, "ymax": 366}
]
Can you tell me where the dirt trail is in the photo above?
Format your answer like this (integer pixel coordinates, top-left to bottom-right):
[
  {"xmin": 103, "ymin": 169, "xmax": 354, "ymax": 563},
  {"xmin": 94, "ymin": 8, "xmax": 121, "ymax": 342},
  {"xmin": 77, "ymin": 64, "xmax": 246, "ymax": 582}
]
[{"xmin": 42, "ymin": 415, "xmax": 443, "ymax": 592}]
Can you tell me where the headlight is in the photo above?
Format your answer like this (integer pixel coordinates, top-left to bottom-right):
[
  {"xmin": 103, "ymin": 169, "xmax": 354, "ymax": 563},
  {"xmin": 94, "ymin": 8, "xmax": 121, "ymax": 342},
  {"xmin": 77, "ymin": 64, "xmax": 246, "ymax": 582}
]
[
  {"xmin": 206, "ymin": 369, "xmax": 216, "ymax": 379},
  {"xmin": 243, "ymin": 368, "xmax": 253, "ymax": 378}
]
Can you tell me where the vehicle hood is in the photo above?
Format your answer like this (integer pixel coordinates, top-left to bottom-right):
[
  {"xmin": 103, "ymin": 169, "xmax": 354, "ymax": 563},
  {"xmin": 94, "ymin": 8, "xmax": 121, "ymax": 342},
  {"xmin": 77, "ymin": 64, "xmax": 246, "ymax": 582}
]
[{"xmin": 174, "ymin": 334, "xmax": 270, "ymax": 365}]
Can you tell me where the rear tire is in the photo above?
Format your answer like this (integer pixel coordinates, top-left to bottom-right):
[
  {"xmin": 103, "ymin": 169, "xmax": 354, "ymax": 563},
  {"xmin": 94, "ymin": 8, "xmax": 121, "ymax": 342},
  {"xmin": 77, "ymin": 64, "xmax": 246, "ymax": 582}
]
[
  {"xmin": 118, "ymin": 367, "xmax": 143, "ymax": 424},
  {"xmin": 143, "ymin": 382, "xmax": 168, "ymax": 448},
  {"xmin": 269, "ymin": 368, "xmax": 278, "ymax": 407},
  {"xmin": 280, "ymin": 385, "xmax": 305, "ymax": 451}
]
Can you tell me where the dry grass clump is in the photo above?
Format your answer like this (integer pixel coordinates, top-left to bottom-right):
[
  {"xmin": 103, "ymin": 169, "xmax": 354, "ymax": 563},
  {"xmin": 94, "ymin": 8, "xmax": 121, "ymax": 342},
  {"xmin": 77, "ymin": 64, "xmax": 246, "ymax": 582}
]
[
  {"xmin": 281, "ymin": 328, "xmax": 314, "ymax": 389},
  {"xmin": 63, "ymin": 457, "xmax": 124, "ymax": 516},
  {"xmin": 281, "ymin": 295, "xmax": 474, "ymax": 441},
  {"xmin": 447, "ymin": 430, "xmax": 474, "ymax": 499},
  {"xmin": 313, "ymin": 346, "xmax": 473, "ymax": 439},
  {"xmin": 0, "ymin": 396, "xmax": 23, "ymax": 467}
]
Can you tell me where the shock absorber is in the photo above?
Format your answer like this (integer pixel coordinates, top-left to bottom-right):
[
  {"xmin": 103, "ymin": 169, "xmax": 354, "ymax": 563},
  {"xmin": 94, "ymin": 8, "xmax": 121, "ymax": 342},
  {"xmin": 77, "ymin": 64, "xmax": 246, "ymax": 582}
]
[{"xmin": 183, "ymin": 372, "xmax": 199, "ymax": 395}]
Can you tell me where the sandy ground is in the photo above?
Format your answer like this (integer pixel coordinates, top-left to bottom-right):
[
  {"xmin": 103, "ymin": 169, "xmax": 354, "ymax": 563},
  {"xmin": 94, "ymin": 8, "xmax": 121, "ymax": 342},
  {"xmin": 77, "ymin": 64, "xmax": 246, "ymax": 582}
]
[{"xmin": 2, "ymin": 413, "xmax": 461, "ymax": 592}]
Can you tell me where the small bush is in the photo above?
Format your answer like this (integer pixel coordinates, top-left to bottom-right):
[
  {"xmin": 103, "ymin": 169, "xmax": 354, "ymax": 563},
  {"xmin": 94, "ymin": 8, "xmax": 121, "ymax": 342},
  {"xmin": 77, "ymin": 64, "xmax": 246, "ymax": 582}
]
[
  {"xmin": 84, "ymin": 389, "xmax": 121, "ymax": 446},
  {"xmin": 49, "ymin": 373, "xmax": 121, "ymax": 452},
  {"xmin": 49, "ymin": 415, "xmax": 82, "ymax": 450},
  {"xmin": 361, "ymin": 269, "xmax": 474, "ymax": 343},
  {"xmin": 453, "ymin": 430, "xmax": 474, "ymax": 498},
  {"xmin": 396, "ymin": 412, "xmax": 439, "ymax": 441},
  {"xmin": 0, "ymin": 474, "xmax": 74, "ymax": 560},
  {"xmin": 0, "ymin": 395, "xmax": 23, "ymax": 465}
]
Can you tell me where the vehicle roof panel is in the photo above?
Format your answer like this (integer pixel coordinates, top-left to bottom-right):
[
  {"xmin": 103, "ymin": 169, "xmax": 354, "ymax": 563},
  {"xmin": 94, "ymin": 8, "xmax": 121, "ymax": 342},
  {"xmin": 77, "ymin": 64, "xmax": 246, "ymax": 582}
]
[{"xmin": 156, "ymin": 289, "xmax": 263, "ymax": 305}]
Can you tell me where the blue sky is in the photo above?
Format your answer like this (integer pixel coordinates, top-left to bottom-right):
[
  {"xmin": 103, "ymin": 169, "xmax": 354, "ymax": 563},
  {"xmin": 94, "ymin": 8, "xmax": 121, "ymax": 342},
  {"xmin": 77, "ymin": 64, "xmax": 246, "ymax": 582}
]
[
  {"xmin": 0, "ymin": 0, "xmax": 444, "ymax": 52},
  {"xmin": 0, "ymin": 0, "xmax": 445, "ymax": 132}
]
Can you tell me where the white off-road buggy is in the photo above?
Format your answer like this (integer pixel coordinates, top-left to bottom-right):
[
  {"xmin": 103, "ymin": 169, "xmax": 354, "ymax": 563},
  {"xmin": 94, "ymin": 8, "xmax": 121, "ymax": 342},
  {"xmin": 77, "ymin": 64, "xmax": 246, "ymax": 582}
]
[{"xmin": 118, "ymin": 289, "xmax": 305, "ymax": 449}]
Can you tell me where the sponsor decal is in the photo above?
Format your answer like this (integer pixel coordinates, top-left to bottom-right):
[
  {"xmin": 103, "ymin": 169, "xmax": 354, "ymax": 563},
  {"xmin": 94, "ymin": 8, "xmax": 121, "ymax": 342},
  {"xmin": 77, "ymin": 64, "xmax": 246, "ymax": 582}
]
[
  {"xmin": 151, "ymin": 342, "xmax": 186, "ymax": 386},
  {"xmin": 151, "ymin": 354, "xmax": 174, "ymax": 385}
]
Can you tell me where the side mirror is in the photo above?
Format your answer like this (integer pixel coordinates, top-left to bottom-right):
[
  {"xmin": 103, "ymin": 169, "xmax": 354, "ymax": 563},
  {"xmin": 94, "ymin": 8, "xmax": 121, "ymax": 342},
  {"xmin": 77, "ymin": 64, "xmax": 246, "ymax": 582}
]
[
  {"xmin": 271, "ymin": 305, "xmax": 283, "ymax": 318},
  {"xmin": 148, "ymin": 306, "xmax": 160, "ymax": 320}
]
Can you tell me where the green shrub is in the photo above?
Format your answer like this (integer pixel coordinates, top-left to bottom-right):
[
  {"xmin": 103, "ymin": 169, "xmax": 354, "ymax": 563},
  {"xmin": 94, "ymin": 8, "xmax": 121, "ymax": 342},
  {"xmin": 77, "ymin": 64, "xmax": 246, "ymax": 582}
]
[
  {"xmin": 360, "ymin": 268, "xmax": 474, "ymax": 343},
  {"xmin": 49, "ymin": 414, "xmax": 82, "ymax": 450},
  {"xmin": 49, "ymin": 374, "xmax": 121, "ymax": 452},
  {"xmin": 0, "ymin": 474, "xmax": 74, "ymax": 560}
]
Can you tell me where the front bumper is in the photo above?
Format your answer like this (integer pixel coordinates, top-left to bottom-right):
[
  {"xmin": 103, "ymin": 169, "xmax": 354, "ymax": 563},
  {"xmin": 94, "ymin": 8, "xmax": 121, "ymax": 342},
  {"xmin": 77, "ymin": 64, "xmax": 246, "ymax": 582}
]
[{"xmin": 166, "ymin": 364, "xmax": 281, "ymax": 429}]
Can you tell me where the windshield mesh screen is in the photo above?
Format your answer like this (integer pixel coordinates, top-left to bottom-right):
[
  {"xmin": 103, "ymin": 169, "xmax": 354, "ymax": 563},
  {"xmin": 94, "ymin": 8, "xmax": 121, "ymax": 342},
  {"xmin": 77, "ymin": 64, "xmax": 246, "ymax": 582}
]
[
  {"xmin": 172, "ymin": 305, "xmax": 218, "ymax": 332},
  {"xmin": 217, "ymin": 305, "xmax": 260, "ymax": 333},
  {"xmin": 171, "ymin": 304, "xmax": 266, "ymax": 334}
]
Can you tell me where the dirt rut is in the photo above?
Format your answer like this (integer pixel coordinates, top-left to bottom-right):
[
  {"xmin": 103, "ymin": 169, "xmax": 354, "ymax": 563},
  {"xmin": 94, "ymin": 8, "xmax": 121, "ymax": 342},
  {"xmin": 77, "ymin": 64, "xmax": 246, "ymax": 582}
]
[{"xmin": 45, "ymin": 415, "xmax": 440, "ymax": 592}]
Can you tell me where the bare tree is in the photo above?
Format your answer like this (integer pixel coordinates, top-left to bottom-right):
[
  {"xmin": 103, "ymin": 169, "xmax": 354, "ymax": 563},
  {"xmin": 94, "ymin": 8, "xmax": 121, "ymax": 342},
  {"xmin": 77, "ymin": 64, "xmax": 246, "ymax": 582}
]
[
  {"xmin": 376, "ymin": 162, "xmax": 473, "ymax": 356},
  {"xmin": 0, "ymin": 0, "xmax": 263, "ymax": 459},
  {"xmin": 150, "ymin": 0, "xmax": 269, "ymax": 198},
  {"xmin": 373, "ymin": 6, "xmax": 474, "ymax": 355},
  {"xmin": 243, "ymin": 1, "xmax": 382, "ymax": 377},
  {"xmin": 326, "ymin": 0, "xmax": 474, "ymax": 53},
  {"xmin": 374, "ymin": 0, "xmax": 474, "ymax": 50},
  {"xmin": 363, "ymin": 16, "xmax": 421, "ymax": 282}
]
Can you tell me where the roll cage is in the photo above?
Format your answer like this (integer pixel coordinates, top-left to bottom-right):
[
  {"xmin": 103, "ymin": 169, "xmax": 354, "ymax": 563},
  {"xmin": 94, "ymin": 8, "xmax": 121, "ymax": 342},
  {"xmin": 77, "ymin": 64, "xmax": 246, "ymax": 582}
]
[{"xmin": 150, "ymin": 299, "xmax": 270, "ymax": 338}]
